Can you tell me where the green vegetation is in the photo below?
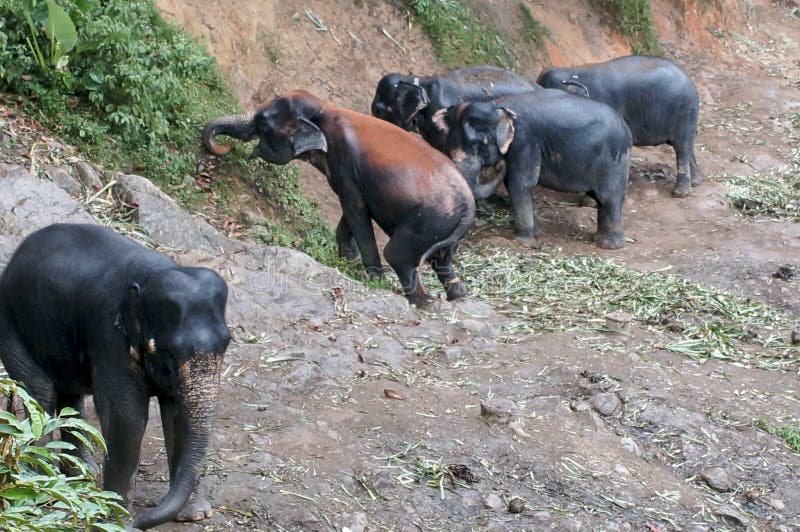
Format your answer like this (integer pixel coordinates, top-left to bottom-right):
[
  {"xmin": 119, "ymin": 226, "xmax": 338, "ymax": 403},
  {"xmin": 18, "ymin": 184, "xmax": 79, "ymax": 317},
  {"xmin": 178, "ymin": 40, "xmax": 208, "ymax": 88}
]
[
  {"xmin": 406, "ymin": 0, "xmax": 517, "ymax": 69},
  {"xmin": 518, "ymin": 2, "xmax": 549, "ymax": 53},
  {"xmin": 0, "ymin": 378, "xmax": 128, "ymax": 530},
  {"xmin": 597, "ymin": 0, "xmax": 662, "ymax": 55},
  {"xmin": 440, "ymin": 235, "xmax": 799, "ymax": 368},
  {"xmin": 723, "ymin": 115, "xmax": 800, "ymax": 222},
  {"xmin": 754, "ymin": 418, "xmax": 800, "ymax": 453},
  {"xmin": 0, "ymin": 0, "xmax": 239, "ymax": 197}
]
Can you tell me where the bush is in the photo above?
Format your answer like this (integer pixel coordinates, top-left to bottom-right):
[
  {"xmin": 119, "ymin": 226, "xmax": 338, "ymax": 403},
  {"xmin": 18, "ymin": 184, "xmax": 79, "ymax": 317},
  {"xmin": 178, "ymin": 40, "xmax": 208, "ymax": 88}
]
[
  {"xmin": 407, "ymin": 0, "xmax": 517, "ymax": 69},
  {"xmin": 0, "ymin": 378, "xmax": 128, "ymax": 531},
  {"xmin": 0, "ymin": 0, "xmax": 238, "ymax": 192},
  {"xmin": 597, "ymin": 0, "xmax": 662, "ymax": 55}
]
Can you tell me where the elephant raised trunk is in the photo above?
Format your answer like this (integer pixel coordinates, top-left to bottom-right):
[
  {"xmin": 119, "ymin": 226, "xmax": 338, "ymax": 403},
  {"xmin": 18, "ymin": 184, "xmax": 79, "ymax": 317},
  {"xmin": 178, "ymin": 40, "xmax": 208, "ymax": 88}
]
[
  {"xmin": 133, "ymin": 352, "xmax": 223, "ymax": 530},
  {"xmin": 202, "ymin": 111, "xmax": 257, "ymax": 156}
]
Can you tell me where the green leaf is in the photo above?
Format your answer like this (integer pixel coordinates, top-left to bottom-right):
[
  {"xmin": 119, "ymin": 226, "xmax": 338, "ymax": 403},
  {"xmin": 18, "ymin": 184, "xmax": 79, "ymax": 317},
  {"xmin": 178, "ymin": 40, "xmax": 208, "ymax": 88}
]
[
  {"xmin": 75, "ymin": 0, "xmax": 98, "ymax": 13},
  {"xmin": 1, "ymin": 485, "xmax": 38, "ymax": 500},
  {"xmin": 45, "ymin": 0, "xmax": 78, "ymax": 53}
]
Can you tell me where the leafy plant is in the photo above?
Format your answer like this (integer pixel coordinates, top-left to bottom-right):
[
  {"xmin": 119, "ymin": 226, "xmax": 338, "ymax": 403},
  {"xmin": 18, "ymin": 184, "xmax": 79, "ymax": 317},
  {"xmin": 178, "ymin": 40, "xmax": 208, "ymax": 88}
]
[
  {"xmin": 0, "ymin": 0, "xmax": 238, "ymax": 196},
  {"xmin": 406, "ymin": 0, "xmax": 517, "ymax": 69},
  {"xmin": 754, "ymin": 418, "xmax": 800, "ymax": 453},
  {"xmin": 518, "ymin": 2, "xmax": 549, "ymax": 53},
  {"xmin": 596, "ymin": 0, "xmax": 662, "ymax": 55},
  {"xmin": 0, "ymin": 378, "xmax": 128, "ymax": 530}
]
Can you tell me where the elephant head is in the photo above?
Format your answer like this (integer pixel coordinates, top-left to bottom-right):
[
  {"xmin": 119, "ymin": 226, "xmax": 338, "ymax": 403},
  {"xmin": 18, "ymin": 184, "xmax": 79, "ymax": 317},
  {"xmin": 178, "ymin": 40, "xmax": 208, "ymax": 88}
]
[
  {"xmin": 203, "ymin": 91, "xmax": 328, "ymax": 164},
  {"xmin": 537, "ymin": 69, "xmax": 590, "ymax": 98},
  {"xmin": 370, "ymin": 73, "xmax": 430, "ymax": 130},
  {"xmin": 433, "ymin": 102, "xmax": 516, "ymax": 199},
  {"xmin": 121, "ymin": 267, "xmax": 230, "ymax": 529}
]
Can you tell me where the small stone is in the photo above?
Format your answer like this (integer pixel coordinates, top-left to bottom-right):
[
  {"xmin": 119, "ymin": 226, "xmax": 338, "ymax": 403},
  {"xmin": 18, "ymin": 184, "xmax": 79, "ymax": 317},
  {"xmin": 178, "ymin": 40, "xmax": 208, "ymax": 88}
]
[
  {"xmin": 620, "ymin": 437, "xmax": 641, "ymax": 457},
  {"xmin": 46, "ymin": 165, "xmax": 82, "ymax": 196},
  {"xmin": 75, "ymin": 161, "xmax": 103, "ymax": 190},
  {"xmin": 699, "ymin": 467, "xmax": 733, "ymax": 492},
  {"xmin": 508, "ymin": 497, "xmax": 525, "ymax": 514},
  {"xmin": 791, "ymin": 329, "xmax": 800, "ymax": 345},
  {"xmin": 444, "ymin": 346, "xmax": 462, "ymax": 363},
  {"xmin": 480, "ymin": 398, "xmax": 519, "ymax": 423},
  {"xmin": 605, "ymin": 311, "xmax": 632, "ymax": 334},
  {"xmin": 484, "ymin": 493, "xmax": 504, "ymax": 511},
  {"xmin": 459, "ymin": 318, "xmax": 498, "ymax": 338},
  {"xmin": 714, "ymin": 505, "xmax": 749, "ymax": 526},
  {"xmin": 590, "ymin": 392, "xmax": 621, "ymax": 416}
]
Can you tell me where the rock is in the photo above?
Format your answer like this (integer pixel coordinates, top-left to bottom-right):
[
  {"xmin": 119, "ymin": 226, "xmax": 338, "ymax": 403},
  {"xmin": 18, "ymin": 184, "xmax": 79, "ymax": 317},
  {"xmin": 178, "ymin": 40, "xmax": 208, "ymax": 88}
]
[
  {"xmin": 341, "ymin": 512, "xmax": 368, "ymax": 532},
  {"xmin": 484, "ymin": 493, "xmax": 504, "ymax": 511},
  {"xmin": 620, "ymin": 437, "xmax": 641, "ymax": 457},
  {"xmin": 590, "ymin": 392, "xmax": 621, "ymax": 416},
  {"xmin": 0, "ymin": 164, "xmax": 93, "ymax": 241},
  {"xmin": 508, "ymin": 497, "xmax": 525, "ymax": 513},
  {"xmin": 605, "ymin": 311, "xmax": 632, "ymax": 335},
  {"xmin": 699, "ymin": 467, "xmax": 733, "ymax": 492},
  {"xmin": 459, "ymin": 318, "xmax": 498, "ymax": 338},
  {"xmin": 714, "ymin": 505, "xmax": 749, "ymax": 526},
  {"xmin": 75, "ymin": 161, "xmax": 103, "ymax": 190},
  {"xmin": 45, "ymin": 165, "xmax": 82, "ymax": 196},
  {"xmin": 480, "ymin": 398, "xmax": 519, "ymax": 424},
  {"xmin": 113, "ymin": 173, "xmax": 243, "ymax": 255}
]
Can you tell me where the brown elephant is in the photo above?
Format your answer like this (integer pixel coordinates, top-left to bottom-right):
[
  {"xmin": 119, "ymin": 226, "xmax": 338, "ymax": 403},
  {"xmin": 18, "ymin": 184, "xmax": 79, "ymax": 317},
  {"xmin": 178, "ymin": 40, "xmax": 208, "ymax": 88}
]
[{"xmin": 203, "ymin": 91, "xmax": 476, "ymax": 306}]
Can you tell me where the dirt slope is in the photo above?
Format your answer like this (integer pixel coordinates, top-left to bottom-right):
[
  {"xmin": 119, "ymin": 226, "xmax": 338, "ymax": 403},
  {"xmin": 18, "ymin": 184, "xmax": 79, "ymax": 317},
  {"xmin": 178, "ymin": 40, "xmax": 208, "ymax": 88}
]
[{"xmin": 1, "ymin": 1, "xmax": 798, "ymax": 530}]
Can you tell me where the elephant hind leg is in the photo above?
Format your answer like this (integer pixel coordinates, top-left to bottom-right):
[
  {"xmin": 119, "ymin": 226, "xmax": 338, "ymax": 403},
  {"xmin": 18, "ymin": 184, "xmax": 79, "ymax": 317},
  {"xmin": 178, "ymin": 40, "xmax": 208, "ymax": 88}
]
[
  {"xmin": 384, "ymin": 229, "xmax": 431, "ymax": 307},
  {"xmin": 593, "ymin": 194, "xmax": 626, "ymax": 250},
  {"xmin": 690, "ymin": 153, "xmax": 703, "ymax": 187},
  {"xmin": 428, "ymin": 244, "xmax": 467, "ymax": 302}
]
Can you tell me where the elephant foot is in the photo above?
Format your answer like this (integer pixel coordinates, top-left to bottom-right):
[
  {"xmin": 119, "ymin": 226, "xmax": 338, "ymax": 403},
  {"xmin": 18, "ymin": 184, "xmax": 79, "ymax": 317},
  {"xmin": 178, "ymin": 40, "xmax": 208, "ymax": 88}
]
[
  {"xmin": 175, "ymin": 494, "xmax": 213, "ymax": 522},
  {"xmin": 578, "ymin": 194, "xmax": 598, "ymax": 208},
  {"xmin": 406, "ymin": 292, "xmax": 433, "ymax": 308},
  {"xmin": 691, "ymin": 175, "xmax": 703, "ymax": 187},
  {"xmin": 364, "ymin": 265, "xmax": 384, "ymax": 280},
  {"xmin": 444, "ymin": 279, "xmax": 468, "ymax": 302},
  {"xmin": 671, "ymin": 185, "xmax": 690, "ymax": 198},
  {"xmin": 512, "ymin": 234, "xmax": 539, "ymax": 249},
  {"xmin": 594, "ymin": 232, "xmax": 625, "ymax": 250}
]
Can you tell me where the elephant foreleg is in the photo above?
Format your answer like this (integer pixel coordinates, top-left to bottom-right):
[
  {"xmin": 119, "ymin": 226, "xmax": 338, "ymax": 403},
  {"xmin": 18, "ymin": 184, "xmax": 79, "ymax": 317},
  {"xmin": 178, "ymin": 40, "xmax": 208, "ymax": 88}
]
[
  {"xmin": 505, "ymin": 163, "xmax": 539, "ymax": 248},
  {"xmin": 335, "ymin": 216, "xmax": 360, "ymax": 261},
  {"xmin": 340, "ymin": 195, "xmax": 383, "ymax": 278}
]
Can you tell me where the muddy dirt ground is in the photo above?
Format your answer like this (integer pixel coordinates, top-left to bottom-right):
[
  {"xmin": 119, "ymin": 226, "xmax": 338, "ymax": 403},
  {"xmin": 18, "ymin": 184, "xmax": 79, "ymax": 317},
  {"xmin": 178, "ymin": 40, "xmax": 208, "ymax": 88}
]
[{"xmin": 1, "ymin": 0, "xmax": 799, "ymax": 530}]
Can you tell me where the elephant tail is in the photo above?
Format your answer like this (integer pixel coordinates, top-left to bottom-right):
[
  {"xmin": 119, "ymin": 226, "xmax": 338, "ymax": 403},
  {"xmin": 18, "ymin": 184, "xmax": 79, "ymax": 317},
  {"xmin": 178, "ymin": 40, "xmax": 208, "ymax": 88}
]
[{"xmin": 419, "ymin": 200, "xmax": 476, "ymax": 267}]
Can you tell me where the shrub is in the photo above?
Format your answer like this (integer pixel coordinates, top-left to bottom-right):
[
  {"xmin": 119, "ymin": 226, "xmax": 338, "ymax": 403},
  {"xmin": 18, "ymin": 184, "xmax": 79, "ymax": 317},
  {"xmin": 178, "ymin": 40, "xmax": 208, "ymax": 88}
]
[
  {"xmin": 0, "ymin": 0, "xmax": 238, "ymax": 192},
  {"xmin": 597, "ymin": 0, "xmax": 662, "ymax": 55},
  {"xmin": 406, "ymin": 0, "xmax": 517, "ymax": 69},
  {"xmin": 0, "ymin": 378, "xmax": 128, "ymax": 530}
]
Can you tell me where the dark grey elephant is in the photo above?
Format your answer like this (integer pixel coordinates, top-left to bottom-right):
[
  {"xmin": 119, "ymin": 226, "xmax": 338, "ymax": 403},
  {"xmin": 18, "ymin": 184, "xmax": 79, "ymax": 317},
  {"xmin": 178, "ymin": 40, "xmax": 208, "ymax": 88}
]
[
  {"xmin": 537, "ymin": 55, "xmax": 702, "ymax": 197},
  {"xmin": 371, "ymin": 66, "xmax": 539, "ymax": 151},
  {"xmin": 434, "ymin": 90, "xmax": 632, "ymax": 249},
  {"xmin": 0, "ymin": 223, "xmax": 230, "ymax": 530}
]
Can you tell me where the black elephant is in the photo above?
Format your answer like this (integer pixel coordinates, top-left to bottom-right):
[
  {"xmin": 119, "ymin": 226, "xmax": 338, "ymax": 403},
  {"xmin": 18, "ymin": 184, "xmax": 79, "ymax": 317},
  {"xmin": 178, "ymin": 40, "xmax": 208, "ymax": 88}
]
[
  {"xmin": 0, "ymin": 223, "xmax": 231, "ymax": 530},
  {"xmin": 537, "ymin": 55, "xmax": 702, "ymax": 197},
  {"xmin": 371, "ymin": 66, "xmax": 539, "ymax": 151},
  {"xmin": 203, "ymin": 90, "xmax": 475, "ymax": 306},
  {"xmin": 433, "ymin": 90, "xmax": 632, "ymax": 249}
]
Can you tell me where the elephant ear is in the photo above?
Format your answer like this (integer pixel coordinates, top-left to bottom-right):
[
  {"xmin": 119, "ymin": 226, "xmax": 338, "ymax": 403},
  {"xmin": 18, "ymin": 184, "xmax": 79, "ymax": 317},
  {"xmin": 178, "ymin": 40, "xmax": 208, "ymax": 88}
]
[
  {"xmin": 397, "ymin": 80, "xmax": 430, "ymax": 125},
  {"xmin": 118, "ymin": 282, "xmax": 143, "ymax": 347},
  {"xmin": 431, "ymin": 108, "xmax": 450, "ymax": 135},
  {"xmin": 291, "ymin": 117, "xmax": 328, "ymax": 157},
  {"xmin": 495, "ymin": 107, "xmax": 517, "ymax": 155}
]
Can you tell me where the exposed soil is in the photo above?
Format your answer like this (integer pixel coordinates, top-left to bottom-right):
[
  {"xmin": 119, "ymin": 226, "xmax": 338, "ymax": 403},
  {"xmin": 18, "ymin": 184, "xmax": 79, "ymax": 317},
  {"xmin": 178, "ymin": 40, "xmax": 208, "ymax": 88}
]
[{"xmin": 2, "ymin": 0, "xmax": 799, "ymax": 530}]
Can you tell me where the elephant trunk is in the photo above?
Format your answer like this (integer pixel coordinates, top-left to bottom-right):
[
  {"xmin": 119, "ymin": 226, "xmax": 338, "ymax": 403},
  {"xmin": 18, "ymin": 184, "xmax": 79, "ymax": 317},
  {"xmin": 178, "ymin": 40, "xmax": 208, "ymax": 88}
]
[
  {"xmin": 133, "ymin": 352, "xmax": 223, "ymax": 530},
  {"xmin": 202, "ymin": 111, "xmax": 257, "ymax": 156},
  {"xmin": 452, "ymin": 149, "xmax": 504, "ymax": 200}
]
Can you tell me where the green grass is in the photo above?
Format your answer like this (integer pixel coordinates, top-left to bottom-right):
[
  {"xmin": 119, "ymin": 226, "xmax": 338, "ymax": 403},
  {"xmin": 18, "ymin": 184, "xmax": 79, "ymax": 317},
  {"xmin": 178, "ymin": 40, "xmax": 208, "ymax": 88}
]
[
  {"xmin": 434, "ymin": 238, "xmax": 799, "ymax": 369},
  {"xmin": 518, "ymin": 2, "xmax": 549, "ymax": 54},
  {"xmin": 597, "ymin": 0, "xmax": 662, "ymax": 55},
  {"xmin": 406, "ymin": 0, "xmax": 517, "ymax": 70},
  {"xmin": 754, "ymin": 418, "xmax": 800, "ymax": 453},
  {"xmin": 722, "ymin": 116, "xmax": 800, "ymax": 221}
]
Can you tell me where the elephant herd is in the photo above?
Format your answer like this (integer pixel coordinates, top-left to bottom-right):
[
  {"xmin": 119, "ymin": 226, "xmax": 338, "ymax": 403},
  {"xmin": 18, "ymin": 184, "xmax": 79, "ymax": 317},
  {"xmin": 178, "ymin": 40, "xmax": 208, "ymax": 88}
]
[{"xmin": 0, "ymin": 54, "xmax": 701, "ymax": 529}]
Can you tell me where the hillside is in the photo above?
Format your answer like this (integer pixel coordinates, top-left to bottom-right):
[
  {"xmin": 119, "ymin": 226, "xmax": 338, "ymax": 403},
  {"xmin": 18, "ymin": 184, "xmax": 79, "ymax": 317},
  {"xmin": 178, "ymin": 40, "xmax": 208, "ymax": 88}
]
[{"xmin": 1, "ymin": 0, "xmax": 799, "ymax": 530}]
